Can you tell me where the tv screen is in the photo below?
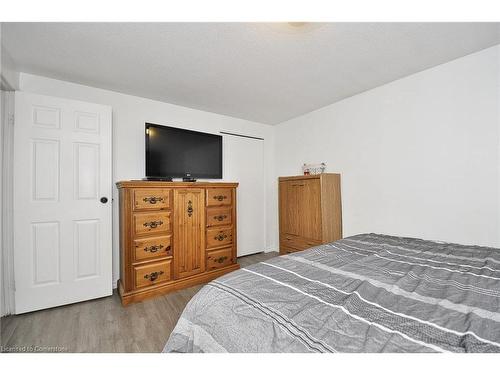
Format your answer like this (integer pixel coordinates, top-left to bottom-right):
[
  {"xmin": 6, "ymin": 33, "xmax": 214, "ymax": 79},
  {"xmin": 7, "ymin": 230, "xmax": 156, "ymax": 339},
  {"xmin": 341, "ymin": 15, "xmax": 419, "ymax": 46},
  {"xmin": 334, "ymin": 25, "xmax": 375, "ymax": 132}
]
[{"xmin": 145, "ymin": 123, "xmax": 223, "ymax": 179}]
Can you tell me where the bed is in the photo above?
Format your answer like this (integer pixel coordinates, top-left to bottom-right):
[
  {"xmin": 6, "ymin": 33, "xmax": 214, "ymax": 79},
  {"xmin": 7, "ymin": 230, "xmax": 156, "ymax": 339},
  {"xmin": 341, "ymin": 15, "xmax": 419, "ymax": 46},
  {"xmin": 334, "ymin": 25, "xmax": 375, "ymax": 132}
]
[{"xmin": 163, "ymin": 233, "xmax": 500, "ymax": 353}]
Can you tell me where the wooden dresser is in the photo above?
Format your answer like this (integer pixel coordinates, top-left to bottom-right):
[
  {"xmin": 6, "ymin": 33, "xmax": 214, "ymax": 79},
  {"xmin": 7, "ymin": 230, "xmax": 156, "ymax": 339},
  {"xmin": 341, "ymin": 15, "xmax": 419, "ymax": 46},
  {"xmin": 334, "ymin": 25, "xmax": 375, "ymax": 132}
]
[
  {"xmin": 279, "ymin": 174, "xmax": 342, "ymax": 255},
  {"xmin": 116, "ymin": 180, "xmax": 239, "ymax": 305}
]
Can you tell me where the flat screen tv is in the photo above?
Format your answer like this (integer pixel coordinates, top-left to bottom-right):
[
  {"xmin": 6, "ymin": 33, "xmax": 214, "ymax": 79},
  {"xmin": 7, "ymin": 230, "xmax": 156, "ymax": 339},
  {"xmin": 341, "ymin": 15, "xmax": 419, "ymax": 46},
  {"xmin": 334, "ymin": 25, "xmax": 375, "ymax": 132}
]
[{"xmin": 145, "ymin": 123, "xmax": 223, "ymax": 180}]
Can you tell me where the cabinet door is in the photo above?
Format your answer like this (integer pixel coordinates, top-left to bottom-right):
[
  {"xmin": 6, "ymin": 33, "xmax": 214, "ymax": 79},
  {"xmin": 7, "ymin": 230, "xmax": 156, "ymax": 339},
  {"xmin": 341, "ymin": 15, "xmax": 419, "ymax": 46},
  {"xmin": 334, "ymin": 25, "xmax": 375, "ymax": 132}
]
[
  {"xmin": 280, "ymin": 179, "xmax": 322, "ymax": 241},
  {"xmin": 300, "ymin": 179, "xmax": 322, "ymax": 240},
  {"xmin": 173, "ymin": 189, "xmax": 206, "ymax": 279},
  {"xmin": 279, "ymin": 181, "xmax": 300, "ymax": 237}
]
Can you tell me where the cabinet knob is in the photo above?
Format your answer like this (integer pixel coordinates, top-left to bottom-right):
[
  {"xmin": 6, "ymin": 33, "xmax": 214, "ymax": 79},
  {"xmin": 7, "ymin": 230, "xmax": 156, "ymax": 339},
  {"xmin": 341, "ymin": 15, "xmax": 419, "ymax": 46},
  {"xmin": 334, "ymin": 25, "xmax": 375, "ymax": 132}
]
[
  {"xmin": 214, "ymin": 233, "xmax": 228, "ymax": 241},
  {"xmin": 215, "ymin": 256, "xmax": 228, "ymax": 264},
  {"xmin": 143, "ymin": 220, "xmax": 163, "ymax": 229},
  {"xmin": 143, "ymin": 244, "xmax": 164, "ymax": 253},
  {"xmin": 144, "ymin": 271, "xmax": 164, "ymax": 282},
  {"xmin": 143, "ymin": 196, "xmax": 164, "ymax": 204}
]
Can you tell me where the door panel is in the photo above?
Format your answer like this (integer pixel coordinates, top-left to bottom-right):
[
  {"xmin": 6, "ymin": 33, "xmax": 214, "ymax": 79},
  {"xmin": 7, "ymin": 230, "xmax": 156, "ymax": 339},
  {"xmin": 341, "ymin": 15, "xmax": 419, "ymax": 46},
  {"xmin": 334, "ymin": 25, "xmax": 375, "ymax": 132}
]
[
  {"xmin": 32, "ymin": 139, "xmax": 60, "ymax": 201},
  {"xmin": 281, "ymin": 180, "xmax": 303, "ymax": 237},
  {"xmin": 74, "ymin": 142, "xmax": 99, "ymax": 200},
  {"xmin": 280, "ymin": 179, "xmax": 322, "ymax": 241},
  {"xmin": 173, "ymin": 189, "xmax": 205, "ymax": 279},
  {"xmin": 301, "ymin": 179, "xmax": 322, "ymax": 240},
  {"xmin": 31, "ymin": 221, "xmax": 60, "ymax": 285},
  {"xmin": 74, "ymin": 219, "xmax": 100, "ymax": 279},
  {"xmin": 14, "ymin": 92, "xmax": 112, "ymax": 314}
]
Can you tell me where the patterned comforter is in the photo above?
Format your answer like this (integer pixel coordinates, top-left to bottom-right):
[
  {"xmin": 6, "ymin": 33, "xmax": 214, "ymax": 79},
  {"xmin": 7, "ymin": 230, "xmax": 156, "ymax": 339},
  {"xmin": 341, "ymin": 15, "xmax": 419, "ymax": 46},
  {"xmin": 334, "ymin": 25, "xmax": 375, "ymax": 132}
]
[{"xmin": 163, "ymin": 233, "xmax": 500, "ymax": 352}]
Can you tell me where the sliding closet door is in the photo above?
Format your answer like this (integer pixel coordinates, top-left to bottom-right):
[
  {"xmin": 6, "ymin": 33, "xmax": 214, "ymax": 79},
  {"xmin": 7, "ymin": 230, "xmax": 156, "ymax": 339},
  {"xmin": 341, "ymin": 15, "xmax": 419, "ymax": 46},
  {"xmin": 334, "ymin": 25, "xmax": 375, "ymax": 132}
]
[
  {"xmin": 13, "ymin": 92, "xmax": 112, "ymax": 313},
  {"xmin": 223, "ymin": 134, "xmax": 266, "ymax": 256}
]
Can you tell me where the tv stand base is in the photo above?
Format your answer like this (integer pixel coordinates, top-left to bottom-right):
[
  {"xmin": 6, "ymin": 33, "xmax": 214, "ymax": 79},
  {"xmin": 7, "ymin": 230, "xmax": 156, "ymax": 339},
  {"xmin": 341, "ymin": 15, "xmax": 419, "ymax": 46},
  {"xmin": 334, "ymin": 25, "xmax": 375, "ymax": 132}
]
[{"xmin": 143, "ymin": 177, "xmax": 173, "ymax": 182}]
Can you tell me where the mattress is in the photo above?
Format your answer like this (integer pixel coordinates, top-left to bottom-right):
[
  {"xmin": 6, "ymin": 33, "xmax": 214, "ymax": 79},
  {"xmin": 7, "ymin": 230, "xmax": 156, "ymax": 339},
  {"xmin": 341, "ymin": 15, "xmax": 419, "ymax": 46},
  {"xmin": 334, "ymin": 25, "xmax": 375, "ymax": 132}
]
[{"xmin": 163, "ymin": 233, "xmax": 500, "ymax": 352}]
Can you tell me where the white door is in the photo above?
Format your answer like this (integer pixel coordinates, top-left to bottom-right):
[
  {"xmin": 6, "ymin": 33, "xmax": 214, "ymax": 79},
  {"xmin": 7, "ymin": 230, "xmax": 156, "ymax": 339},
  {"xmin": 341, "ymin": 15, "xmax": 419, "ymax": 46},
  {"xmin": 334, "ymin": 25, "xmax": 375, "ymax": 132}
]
[
  {"xmin": 223, "ymin": 133, "xmax": 266, "ymax": 256},
  {"xmin": 13, "ymin": 92, "xmax": 112, "ymax": 314}
]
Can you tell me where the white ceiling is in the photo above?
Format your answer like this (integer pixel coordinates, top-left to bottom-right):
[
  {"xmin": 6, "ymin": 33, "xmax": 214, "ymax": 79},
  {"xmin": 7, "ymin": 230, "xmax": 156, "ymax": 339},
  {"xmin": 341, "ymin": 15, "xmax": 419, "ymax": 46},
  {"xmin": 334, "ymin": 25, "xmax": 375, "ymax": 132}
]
[{"xmin": 3, "ymin": 22, "xmax": 500, "ymax": 124}]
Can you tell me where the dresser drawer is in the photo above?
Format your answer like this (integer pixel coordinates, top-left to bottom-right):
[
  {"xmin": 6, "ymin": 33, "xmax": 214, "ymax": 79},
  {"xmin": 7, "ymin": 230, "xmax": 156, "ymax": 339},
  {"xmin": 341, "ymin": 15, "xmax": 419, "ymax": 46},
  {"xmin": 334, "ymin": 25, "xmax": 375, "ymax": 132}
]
[
  {"xmin": 280, "ymin": 245, "xmax": 302, "ymax": 255},
  {"xmin": 206, "ymin": 207, "xmax": 232, "ymax": 227},
  {"xmin": 134, "ymin": 259, "xmax": 172, "ymax": 289},
  {"xmin": 133, "ymin": 235, "xmax": 172, "ymax": 263},
  {"xmin": 280, "ymin": 235, "xmax": 322, "ymax": 251},
  {"xmin": 133, "ymin": 188, "xmax": 171, "ymax": 211},
  {"xmin": 133, "ymin": 212, "xmax": 171, "ymax": 236},
  {"xmin": 206, "ymin": 247, "xmax": 234, "ymax": 270},
  {"xmin": 206, "ymin": 226, "xmax": 233, "ymax": 249},
  {"xmin": 206, "ymin": 188, "xmax": 232, "ymax": 206}
]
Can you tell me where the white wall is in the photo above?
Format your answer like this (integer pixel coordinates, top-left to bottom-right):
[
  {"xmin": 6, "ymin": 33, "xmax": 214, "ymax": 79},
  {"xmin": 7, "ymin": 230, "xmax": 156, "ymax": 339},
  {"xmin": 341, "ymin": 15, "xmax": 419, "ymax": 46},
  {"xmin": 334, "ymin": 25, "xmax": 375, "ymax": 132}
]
[
  {"xmin": 1, "ymin": 24, "xmax": 20, "ymax": 90},
  {"xmin": 19, "ymin": 73, "xmax": 277, "ymax": 288},
  {"xmin": 275, "ymin": 45, "xmax": 500, "ymax": 248}
]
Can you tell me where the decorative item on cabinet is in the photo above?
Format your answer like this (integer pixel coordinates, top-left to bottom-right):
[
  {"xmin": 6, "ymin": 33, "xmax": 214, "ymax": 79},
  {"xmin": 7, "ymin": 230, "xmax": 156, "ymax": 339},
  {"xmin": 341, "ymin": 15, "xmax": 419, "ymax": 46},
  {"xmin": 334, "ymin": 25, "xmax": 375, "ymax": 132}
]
[{"xmin": 302, "ymin": 162, "xmax": 327, "ymax": 175}]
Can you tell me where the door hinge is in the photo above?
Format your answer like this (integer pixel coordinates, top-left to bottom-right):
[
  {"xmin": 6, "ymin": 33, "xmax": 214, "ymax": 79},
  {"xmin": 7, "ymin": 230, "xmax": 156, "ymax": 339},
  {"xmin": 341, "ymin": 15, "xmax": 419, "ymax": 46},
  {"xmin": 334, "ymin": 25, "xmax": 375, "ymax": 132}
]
[{"xmin": 8, "ymin": 114, "xmax": 14, "ymax": 126}]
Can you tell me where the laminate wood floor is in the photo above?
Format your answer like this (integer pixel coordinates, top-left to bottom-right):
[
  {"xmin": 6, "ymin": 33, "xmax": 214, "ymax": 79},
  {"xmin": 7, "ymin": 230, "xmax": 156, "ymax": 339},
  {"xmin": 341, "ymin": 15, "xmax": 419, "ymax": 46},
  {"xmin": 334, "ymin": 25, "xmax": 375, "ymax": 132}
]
[{"xmin": 1, "ymin": 251, "xmax": 278, "ymax": 353}]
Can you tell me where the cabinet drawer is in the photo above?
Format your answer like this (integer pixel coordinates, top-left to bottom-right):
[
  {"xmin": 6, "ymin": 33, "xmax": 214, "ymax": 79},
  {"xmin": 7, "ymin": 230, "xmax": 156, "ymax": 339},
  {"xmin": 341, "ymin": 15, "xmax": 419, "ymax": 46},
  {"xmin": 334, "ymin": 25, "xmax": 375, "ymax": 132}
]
[
  {"xmin": 280, "ymin": 235, "xmax": 322, "ymax": 251},
  {"xmin": 133, "ymin": 189, "xmax": 171, "ymax": 211},
  {"xmin": 206, "ymin": 247, "xmax": 234, "ymax": 270},
  {"xmin": 134, "ymin": 259, "xmax": 172, "ymax": 289},
  {"xmin": 206, "ymin": 188, "xmax": 232, "ymax": 206},
  {"xmin": 133, "ymin": 212, "xmax": 171, "ymax": 236},
  {"xmin": 206, "ymin": 207, "xmax": 232, "ymax": 227},
  {"xmin": 206, "ymin": 226, "xmax": 233, "ymax": 249},
  {"xmin": 133, "ymin": 235, "xmax": 172, "ymax": 263},
  {"xmin": 280, "ymin": 245, "xmax": 302, "ymax": 255}
]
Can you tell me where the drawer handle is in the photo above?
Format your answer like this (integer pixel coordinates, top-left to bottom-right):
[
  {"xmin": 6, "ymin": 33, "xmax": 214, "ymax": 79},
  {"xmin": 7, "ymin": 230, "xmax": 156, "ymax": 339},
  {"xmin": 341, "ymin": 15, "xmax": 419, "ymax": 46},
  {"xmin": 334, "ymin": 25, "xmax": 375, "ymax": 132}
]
[
  {"xmin": 213, "ymin": 195, "xmax": 227, "ymax": 202},
  {"xmin": 142, "ymin": 196, "xmax": 164, "ymax": 204},
  {"xmin": 143, "ymin": 220, "xmax": 163, "ymax": 229},
  {"xmin": 214, "ymin": 215, "xmax": 227, "ymax": 221},
  {"xmin": 187, "ymin": 200, "xmax": 193, "ymax": 217},
  {"xmin": 215, "ymin": 256, "xmax": 228, "ymax": 264},
  {"xmin": 214, "ymin": 233, "xmax": 228, "ymax": 241},
  {"xmin": 144, "ymin": 244, "xmax": 164, "ymax": 253},
  {"xmin": 144, "ymin": 271, "xmax": 164, "ymax": 282}
]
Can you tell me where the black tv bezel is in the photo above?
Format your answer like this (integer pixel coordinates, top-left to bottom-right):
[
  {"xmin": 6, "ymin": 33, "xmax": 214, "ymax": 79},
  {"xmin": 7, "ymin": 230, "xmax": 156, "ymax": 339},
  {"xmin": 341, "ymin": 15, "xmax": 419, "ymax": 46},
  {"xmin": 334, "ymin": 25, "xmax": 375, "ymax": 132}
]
[{"xmin": 145, "ymin": 123, "xmax": 223, "ymax": 179}]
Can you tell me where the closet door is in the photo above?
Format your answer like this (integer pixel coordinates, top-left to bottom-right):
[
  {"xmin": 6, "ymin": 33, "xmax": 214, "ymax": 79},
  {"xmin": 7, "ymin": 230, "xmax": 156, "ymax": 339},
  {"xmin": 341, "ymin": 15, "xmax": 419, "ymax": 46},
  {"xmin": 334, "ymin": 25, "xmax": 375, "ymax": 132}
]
[
  {"xmin": 173, "ymin": 189, "xmax": 205, "ymax": 279},
  {"xmin": 223, "ymin": 134, "xmax": 265, "ymax": 256}
]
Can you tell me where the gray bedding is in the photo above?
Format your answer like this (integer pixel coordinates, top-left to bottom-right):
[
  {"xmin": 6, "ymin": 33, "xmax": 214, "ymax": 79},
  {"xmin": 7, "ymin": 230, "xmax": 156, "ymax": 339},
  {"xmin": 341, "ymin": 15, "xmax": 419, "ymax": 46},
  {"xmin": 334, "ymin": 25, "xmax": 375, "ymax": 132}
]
[{"xmin": 163, "ymin": 233, "xmax": 500, "ymax": 352}]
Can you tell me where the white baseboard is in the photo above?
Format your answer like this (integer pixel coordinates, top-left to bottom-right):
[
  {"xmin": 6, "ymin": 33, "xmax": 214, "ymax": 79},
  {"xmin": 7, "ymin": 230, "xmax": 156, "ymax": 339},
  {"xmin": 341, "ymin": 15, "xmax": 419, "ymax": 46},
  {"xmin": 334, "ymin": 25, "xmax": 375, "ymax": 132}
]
[{"xmin": 264, "ymin": 247, "xmax": 279, "ymax": 253}]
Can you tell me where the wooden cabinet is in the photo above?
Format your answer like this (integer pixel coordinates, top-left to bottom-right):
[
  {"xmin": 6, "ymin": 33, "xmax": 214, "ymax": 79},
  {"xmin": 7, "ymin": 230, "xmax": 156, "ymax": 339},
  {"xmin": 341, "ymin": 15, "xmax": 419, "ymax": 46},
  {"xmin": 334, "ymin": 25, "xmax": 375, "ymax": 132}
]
[
  {"xmin": 117, "ymin": 181, "xmax": 239, "ymax": 306},
  {"xmin": 279, "ymin": 174, "xmax": 342, "ymax": 255}
]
